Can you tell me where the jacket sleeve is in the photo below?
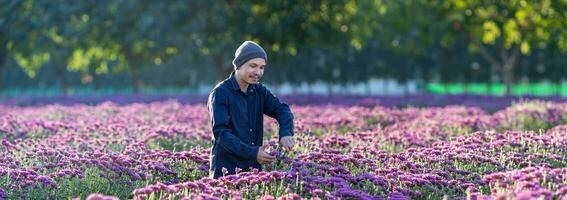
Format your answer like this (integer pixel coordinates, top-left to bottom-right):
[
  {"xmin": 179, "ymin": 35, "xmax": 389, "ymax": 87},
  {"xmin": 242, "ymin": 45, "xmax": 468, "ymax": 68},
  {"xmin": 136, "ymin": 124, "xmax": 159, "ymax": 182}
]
[
  {"xmin": 262, "ymin": 86, "xmax": 294, "ymax": 138},
  {"xmin": 208, "ymin": 88, "xmax": 259, "ymax": 160}
]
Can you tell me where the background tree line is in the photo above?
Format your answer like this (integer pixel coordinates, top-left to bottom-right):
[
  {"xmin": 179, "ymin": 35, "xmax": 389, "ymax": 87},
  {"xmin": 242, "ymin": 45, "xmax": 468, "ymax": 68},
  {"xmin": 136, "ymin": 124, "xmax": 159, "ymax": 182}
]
[{"xmin": 1, "ymin": 0, "xmax": 566, "ymax": 96}]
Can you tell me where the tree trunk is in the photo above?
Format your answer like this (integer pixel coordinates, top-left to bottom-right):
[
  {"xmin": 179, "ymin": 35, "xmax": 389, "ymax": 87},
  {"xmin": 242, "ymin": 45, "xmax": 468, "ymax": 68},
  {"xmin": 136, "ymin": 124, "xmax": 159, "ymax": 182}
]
[
  {"xmin": 57, "ymin": 71, "xmax": 69, "ymax": 96},
  {"xmin": 499, "ymin": 47, "xmax": 519, "ymax": 97},
  {"xmin": 0, "ymin": 56, "xmax": 5, "ymax": 96},
  {"xmin": 0, "ymin": 40, "xmax": 8, "ymax": 96},
  {"xmin": 501, "ymin": 64, "xmax": 514, "ymax": 96},
  {"xmin": 470, "ymin": 38, "xmax": 520, "ymax": 97},
  {"xmin": 124, "ymin": 46, "xmax": 143, "ymax": 95},
  {"xmin": 555, "ymin": 79, "xmax": 561, "ymax": 97},
  {"xmin": 93, "ymin": 73, "xmax": 101, "ymax": 91},
  {"xmin": 461, "ymin": 67, "xmax": 468, "ymax": 94},
  {"xmin": 52, "ymin": 59, "xmax": 69, "ymax": 96},
  {"xmin": 0, "ymin": 66, "xmax": 4, "ymax": 97},
  {"xmin": 403, "ymin": 65, "xmax": 410, "ymax": 96},
  {"xmin": 553, "ymin": 65, "xmax": 561, "ymax": 96},
  {"xmin": 130, "ymin": 66, "xmax": 142, "ymax": 95},
  {"xmin": 559, "ymin": 81, "xmax": 562, "ymax": 97},
  {"xmin": 416, "ymin": 68, "xmax": 425, "ymax": 94}
]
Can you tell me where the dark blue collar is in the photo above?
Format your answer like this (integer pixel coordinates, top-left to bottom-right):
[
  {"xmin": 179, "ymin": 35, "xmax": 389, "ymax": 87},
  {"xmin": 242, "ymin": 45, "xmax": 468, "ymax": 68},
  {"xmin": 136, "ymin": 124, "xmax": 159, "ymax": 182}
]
[{"xmin": 229, "ymin": 71, "xmax": 256, "ymax": 94}]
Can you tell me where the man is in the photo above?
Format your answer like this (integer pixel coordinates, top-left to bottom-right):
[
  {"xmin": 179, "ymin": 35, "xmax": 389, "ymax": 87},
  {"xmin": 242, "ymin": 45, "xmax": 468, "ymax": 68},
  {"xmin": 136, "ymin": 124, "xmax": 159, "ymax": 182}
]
[{"xmin": 207, "ymin": 41, "xmax": 295, "ymax": 179}]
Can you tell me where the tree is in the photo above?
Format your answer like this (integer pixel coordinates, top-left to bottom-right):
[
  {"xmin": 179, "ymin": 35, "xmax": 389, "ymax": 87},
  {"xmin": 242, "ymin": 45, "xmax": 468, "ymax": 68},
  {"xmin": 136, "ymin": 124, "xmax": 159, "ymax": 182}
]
[
  {"xmin": 91, "ymin": 1, "xmax": 186, "ymax": 94},
  {"xmin": 6, "ymin": 1, "xmax": 100, "ymax": 95},
  {"xmin": 184, "ymin": 0, "xmax": 364, "ymax": 83},
  {"xmin": 425, "ymin": 0, "xmax": 567, "ymax": 96},
  {"xmin": 0, "ymin": 1, "xmax": 32, "ymax": 93}
]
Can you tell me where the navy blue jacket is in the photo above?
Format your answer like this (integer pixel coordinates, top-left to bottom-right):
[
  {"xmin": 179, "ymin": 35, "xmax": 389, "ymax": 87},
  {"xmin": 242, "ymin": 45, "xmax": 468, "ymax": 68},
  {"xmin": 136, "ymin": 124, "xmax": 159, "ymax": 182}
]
[{"xmin": 207, "ymin": 72, "xmax": 294, "ymax": 178}]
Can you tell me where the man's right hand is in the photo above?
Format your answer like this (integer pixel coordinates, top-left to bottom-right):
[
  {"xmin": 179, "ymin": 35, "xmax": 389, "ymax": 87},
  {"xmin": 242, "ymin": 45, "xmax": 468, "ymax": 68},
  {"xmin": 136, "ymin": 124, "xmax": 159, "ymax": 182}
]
[{"xmin": 256, "ymin": 146, "xmax": 275, "ymax": 165}]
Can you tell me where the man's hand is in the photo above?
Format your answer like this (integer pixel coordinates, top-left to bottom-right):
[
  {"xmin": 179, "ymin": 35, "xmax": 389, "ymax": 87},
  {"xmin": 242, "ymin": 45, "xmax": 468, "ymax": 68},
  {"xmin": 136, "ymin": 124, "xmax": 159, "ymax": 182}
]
[
  {"xmin": 279, "ymin": 136, "xmax": 295, "ymax": 150},
  {"xmin": 256, "ymin": 146, "xmax": 275, "ymax": 165}
]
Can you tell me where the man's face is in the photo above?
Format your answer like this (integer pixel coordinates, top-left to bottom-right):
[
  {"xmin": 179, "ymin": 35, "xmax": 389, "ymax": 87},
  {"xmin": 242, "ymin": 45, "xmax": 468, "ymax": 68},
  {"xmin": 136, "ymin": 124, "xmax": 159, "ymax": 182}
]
[{"xmin": 236, "ymin": 58, "xmax": 266, "ymax": 85}]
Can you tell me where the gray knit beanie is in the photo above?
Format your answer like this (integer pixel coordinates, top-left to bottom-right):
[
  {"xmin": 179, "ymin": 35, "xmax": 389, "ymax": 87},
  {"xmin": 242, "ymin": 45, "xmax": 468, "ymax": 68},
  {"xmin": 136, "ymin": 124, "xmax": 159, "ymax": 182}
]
[{"xmin": 232, "ymin": 41, "xmax": 267, "ymax": 70}]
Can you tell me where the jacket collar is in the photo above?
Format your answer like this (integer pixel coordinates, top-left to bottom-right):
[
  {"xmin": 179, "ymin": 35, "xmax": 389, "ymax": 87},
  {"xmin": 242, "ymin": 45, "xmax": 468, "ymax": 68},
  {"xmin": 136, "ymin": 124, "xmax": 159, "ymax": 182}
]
[{"xmin": 229, "ymin": 71, "xmax": 256, "ymax": 94}]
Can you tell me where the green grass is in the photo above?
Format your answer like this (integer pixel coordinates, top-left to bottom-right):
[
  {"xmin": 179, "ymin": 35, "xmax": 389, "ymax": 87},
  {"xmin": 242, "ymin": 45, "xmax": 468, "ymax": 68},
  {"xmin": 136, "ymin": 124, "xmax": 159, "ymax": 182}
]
[
  {"xmin": 147, "ymin": 136, "xmax": 211, "ymax": 152},
  {"xmin": 2, "ymin": 167, "xmax": 149, "ymax": 199}
]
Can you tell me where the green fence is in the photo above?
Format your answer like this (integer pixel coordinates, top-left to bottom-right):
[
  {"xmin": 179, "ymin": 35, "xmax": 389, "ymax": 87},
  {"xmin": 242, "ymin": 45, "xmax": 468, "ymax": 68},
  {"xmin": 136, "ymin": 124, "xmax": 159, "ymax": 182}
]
[
  {"xmin": 2, "ymin": 83, "xmax": 567, "ymax": 98},
  {"xmin": 426, "ymin": 83, "xmax": 567, "ymax": 96}
]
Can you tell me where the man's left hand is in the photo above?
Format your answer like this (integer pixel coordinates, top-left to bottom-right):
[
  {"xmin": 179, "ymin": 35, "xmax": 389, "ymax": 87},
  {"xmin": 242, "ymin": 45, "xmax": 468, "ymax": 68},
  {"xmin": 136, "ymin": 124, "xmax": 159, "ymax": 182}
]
[{"xmin": 280, "ymin": 136, "xmax": 295, "ymax": 150}]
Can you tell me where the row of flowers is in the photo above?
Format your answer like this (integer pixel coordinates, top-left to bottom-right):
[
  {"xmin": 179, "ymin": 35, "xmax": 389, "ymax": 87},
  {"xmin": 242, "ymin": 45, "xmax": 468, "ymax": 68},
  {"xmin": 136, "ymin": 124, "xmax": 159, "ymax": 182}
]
[{"xmin": 0, "ymin": 100, "xmax": 565, "ymax": 199}]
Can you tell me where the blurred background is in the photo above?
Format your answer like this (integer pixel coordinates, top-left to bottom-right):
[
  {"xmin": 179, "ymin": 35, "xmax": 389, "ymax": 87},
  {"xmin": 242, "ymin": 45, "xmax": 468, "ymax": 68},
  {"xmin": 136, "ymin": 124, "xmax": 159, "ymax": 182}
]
[{"xmin": 1, "ymin": 0, "xmax": 567, "ymax": 98}]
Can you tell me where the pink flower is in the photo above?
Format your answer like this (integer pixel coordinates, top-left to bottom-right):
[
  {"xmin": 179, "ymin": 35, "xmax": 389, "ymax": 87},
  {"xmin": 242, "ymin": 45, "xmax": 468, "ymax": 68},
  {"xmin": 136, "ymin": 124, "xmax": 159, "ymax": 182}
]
[
  {"xmin": 165, "ymin": 185, "xmax": 179, "ymax": 193},
  {"xmin": 86, "ymin": 194, "xmax": 120, "ymax": 200},
  {"xmin": 277, "ymin": 193, "xmax": 303, "ymax": 200},
  {"xmin": 311, "ymin": 189, "xmax": 323, "ymax": 195}
]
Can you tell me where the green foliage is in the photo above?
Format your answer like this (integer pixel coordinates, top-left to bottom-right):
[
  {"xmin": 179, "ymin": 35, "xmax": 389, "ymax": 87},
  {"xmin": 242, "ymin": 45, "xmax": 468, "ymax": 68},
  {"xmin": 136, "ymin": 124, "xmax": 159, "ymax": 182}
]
[
  {"xmin": 147, "ymin": 136, "xmax": 211, "ymax": 152},
  {"xmin": 2, "ymin": 167, "xmax": 147, "ymax": 199},
  {"xmin": 1, "ymin": 0, "xmax": 567, "ymax": 95}
]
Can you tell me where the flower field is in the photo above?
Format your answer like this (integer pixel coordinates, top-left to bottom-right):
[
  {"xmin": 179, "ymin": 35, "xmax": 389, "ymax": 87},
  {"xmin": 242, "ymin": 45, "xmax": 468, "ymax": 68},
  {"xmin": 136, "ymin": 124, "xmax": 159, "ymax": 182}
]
[{"xmin": 0, "ymin": 99, "xmax": 566, "ymax": 200}]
